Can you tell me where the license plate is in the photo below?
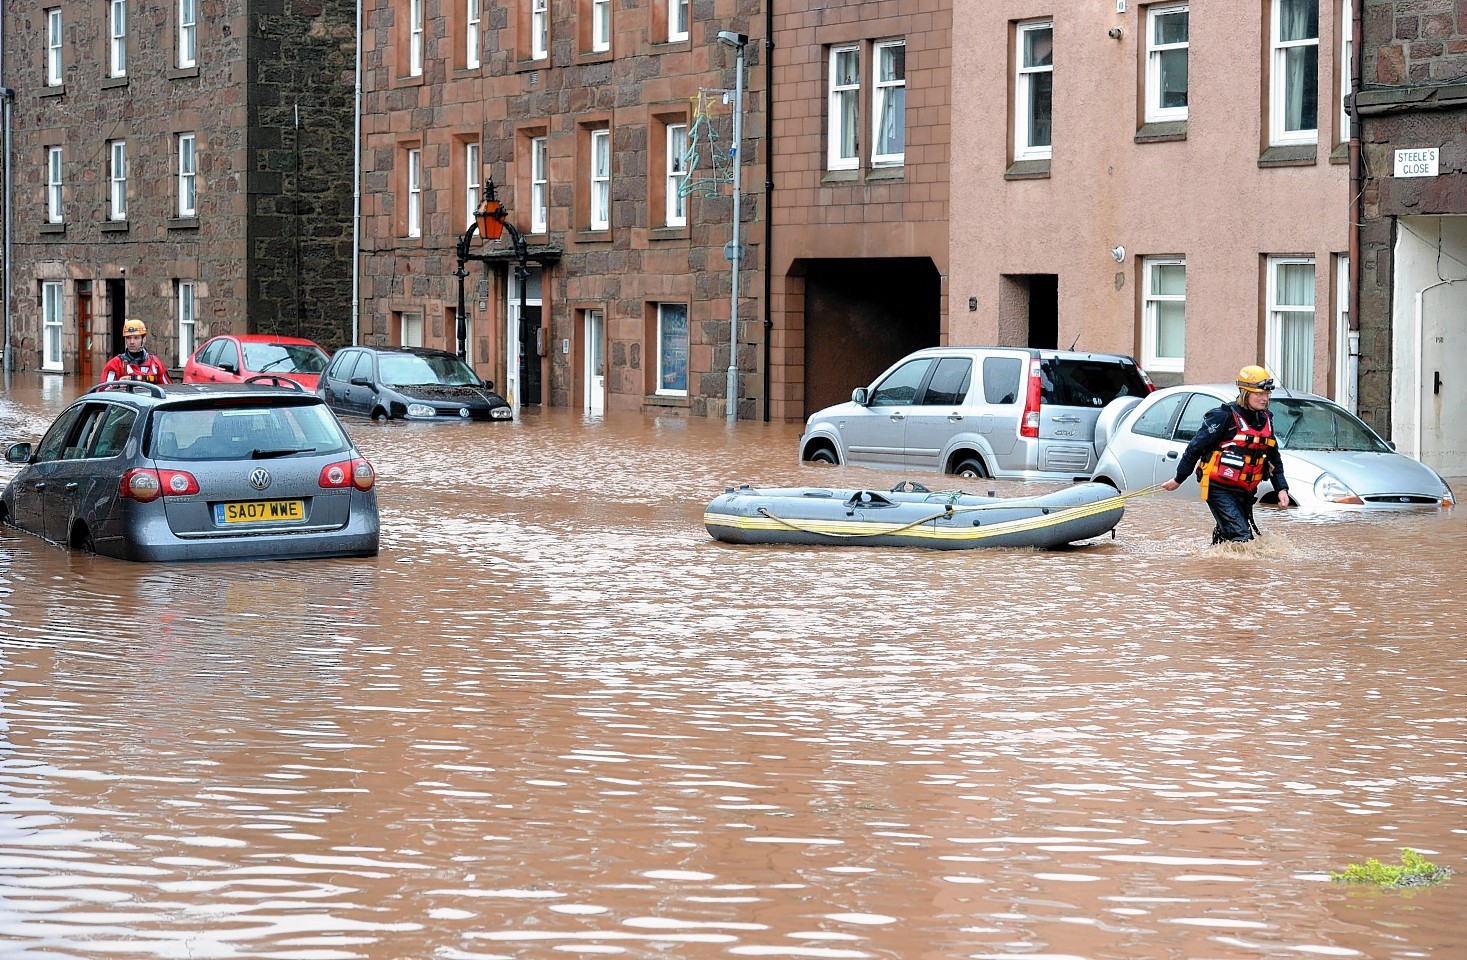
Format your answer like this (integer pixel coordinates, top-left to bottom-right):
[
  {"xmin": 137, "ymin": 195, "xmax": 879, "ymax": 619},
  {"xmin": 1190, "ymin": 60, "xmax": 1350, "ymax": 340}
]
[{"xmin": 215, "ymin": 499, "xmax": 305, "ymax": 524}]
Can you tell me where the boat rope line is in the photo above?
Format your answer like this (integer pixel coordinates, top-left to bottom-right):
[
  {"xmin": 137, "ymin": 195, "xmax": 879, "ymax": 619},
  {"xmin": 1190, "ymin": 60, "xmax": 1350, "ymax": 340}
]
[{"xmin": 711, "ymin": 482, "xmax": 1169, "ymax": 542}]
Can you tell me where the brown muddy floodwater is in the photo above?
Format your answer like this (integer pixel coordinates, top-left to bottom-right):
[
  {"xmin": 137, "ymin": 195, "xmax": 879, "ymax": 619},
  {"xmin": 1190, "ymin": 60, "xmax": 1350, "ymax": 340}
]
[{"xmin": 0, "ymin": 372, "xmax": 1465, "ymax": 960}]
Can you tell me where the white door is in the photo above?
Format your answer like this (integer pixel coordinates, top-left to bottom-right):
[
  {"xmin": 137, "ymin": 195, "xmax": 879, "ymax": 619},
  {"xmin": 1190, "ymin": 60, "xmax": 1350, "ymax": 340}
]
[
  {"xmin": 1420, "ymin": 281, "xmax": 1467, "ymax": 475},
  {"xmin": 584, "ymin": 309, "xmax": 605, "ymax": 415},
  {"xmin": 503, "ymin": 267, "xmax": 543, "ymax": 412}
]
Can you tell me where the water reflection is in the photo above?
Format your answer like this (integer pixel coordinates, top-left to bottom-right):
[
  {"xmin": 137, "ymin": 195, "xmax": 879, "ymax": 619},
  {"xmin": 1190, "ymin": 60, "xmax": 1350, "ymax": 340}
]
[{"xmin": 0, "ymin": 374, "xmax": 1463, "ymax": 959}]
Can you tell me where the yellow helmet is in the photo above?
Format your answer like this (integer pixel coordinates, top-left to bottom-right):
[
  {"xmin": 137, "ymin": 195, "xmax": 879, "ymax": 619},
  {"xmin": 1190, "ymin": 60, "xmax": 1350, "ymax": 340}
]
[
  {"xmin": 1236, "ymin": 365, "xmax": 1276, "ymax": 393},
  {"xmin": 123, "ymin": 319, "xmax": 147, "ymax": 337}
]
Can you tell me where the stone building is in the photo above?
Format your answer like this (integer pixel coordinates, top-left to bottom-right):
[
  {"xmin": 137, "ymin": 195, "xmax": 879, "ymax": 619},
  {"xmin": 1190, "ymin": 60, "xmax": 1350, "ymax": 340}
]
[
  {"xmin": 0, "ymin": 1, "xmax": 357, "ymax": 377},
  {"xmin": 1356, "ymin": 0, "xmax": 1467, "ymax": 475}
]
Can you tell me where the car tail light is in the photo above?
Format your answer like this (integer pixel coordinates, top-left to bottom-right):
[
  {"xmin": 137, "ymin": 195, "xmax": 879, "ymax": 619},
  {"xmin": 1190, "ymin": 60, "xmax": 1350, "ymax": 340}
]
[
  {"xmin": 320, "ymin": 457, "xmax": 376, "ymax": 491},
  {"xmin": 1137, "ymin": 364, "xmax": 1156, "ymax": 392},
  {"xmin": 1020, "ymin": 358, "xmax": 1043, "ymax": 439},
  {"xmin": 121, "ymin": 467, "xmax": 199, "ymax": 502}
]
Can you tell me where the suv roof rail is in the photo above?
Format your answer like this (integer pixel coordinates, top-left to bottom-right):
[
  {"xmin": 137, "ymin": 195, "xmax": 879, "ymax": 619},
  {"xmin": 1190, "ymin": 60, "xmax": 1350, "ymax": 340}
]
[
  {"xmin": 243, "ymin": 374, "xmax": 306, "ymax": 391},
  {"xmin": 88, "ymin": 380, "xmax": 168, "ymax": 398}
]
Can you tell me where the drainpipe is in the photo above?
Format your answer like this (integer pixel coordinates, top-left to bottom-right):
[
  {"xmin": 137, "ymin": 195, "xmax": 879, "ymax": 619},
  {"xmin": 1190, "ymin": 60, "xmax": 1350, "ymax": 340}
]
[
  {"xmin": 351, "ymin": 0, "xmax": 362, "ymax": 346},
  {"xmin": 1346, "ymin": 0, "xmax": 1363, "ymax": 415},
  {"xmin": 1, "ymin": 3, "xmax": 11, "ymax": 373},
  {"xmin": 762, "ymin": 2, "xmax": 774, "ymax": 421}
]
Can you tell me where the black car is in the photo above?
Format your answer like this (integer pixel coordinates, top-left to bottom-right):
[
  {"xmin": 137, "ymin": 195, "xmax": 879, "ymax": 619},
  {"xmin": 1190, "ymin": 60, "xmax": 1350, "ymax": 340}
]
[{"xmin": 318, "ymin": 346, "xmax": 513, "ymax": 422}]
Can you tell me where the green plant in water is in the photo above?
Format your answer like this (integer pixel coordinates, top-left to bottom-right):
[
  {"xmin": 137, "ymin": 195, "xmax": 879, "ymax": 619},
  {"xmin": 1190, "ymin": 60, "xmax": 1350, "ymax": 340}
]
[{"xmin": 1332, "ymin": 847, "xmax": 1452, "ymax": 888}]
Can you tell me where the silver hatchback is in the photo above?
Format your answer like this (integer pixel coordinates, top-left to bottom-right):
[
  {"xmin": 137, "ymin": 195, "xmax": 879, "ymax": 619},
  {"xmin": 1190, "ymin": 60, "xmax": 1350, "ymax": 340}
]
[
  {"xmin": 1, "ymin": 381, "xmax": 380, "ymax": 561},
  {"xmin": 799, "ymin": 347, "xmax": 1153, "ymax": 480}
]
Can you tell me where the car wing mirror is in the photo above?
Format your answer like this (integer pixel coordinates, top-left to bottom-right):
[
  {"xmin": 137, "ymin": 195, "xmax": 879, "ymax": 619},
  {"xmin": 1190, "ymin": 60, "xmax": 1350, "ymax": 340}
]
[
  {"xmin": 349, "ymin": 376, "xmax": 373, "ymax": 387},
  {"xmin": 6, "ymin": 442, "xmax": 34, "ymax": 464},
  {"xmin": 1387, "ymin": 439, "xmax": 1396, "ymax": 451},
  {"xmin": 482, "ymin": 379, "xmax": 496, "ymax": 391},
  {"xmin": 219, "ymin": 362, "xmax": 237, "ymax": 374},
  {"xmin": 851, "ymin": 386, "xmax": 869, "ymax": 405}
]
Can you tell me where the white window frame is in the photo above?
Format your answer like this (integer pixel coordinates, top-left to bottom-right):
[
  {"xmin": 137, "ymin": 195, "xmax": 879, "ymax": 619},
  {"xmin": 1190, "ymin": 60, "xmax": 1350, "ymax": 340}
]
[
  {"xmin": 1266, "ymin": 255, "xmax": 1317, "ymax": 392},
  {"xmin": 592, "ymin": 0, "xmax": 611, "ymax": 53},
  {"xmin": 590, "ymin": 128, "xmax": 611, "ymax": 231},
  {"xmin": 178, "ymin": 134, "xmax": 197, "ymax": 218},
  {"xmin": 669, "ymin": 0, "xmax": 690, "ymax": 42},
  {"xmin": 1145, "ymin": 4, "xmax": 1189, "ymax": 123},
  {"xmin": 666, "ymin": 123, "xmax": 688, "ymax": 227},
  {"xmin": 1270, "ymin": 0, "xmax": 1319, "ymax": 146},
  {"xmin": 177, "ymin": 281, "xmax": 196, "ymax": 365},
  {"xmin": 1141, "ymin": 257, "xmax": 1186, "ymax": 373},
  {"xmin": 406, "ymin": 147, "xmax": 422, "ymax": 238},
  {"xmin": 871, "ymin": 39, "xmax": 906, "ymax": 167},
  {"xmin": 401, "ymin": 312, "xmax": 424, "ymax": 347},
  {"xmin": 47, "ymin": 147, "xmax": 63, "ymax": 224},
  {"xmin": 409, "ymin": 0, "xmax": 424, "ymax": 77},
  {"xmin": 109, "ymin": 0, "xmax": 127, "ymax": 78},
  {"xmin": 178, "ymin": 0, "xmax": 197, "ymax": 69},
  {"xmin": 1015, "ymin": 20, "xmax": 1054, "ymax": 162},
  {"xmin": 532, "ymin": 0, "xmax": 549, "ymax": 60},
  {"xmin": 827, "ymin": 45, "xmax": 860, "ymax": 171},
  {"xmin": 42, "ymin": 281, "xmax": 64, "ymax": 371},
  {"xmin": 531, "ymin": 136, "xmax": 548, "ymax": 234},
  {"xmin": 109, "ymin": 140, "xmax": 127, "ymax": 221},
  {"xmin": 1339, "ymin": 0, "xmax": 1353, "ymax": 145},
  {"xmin": 46, "ymin": 9, "xmax": 63, "ymax": 86},
  {"xmin": 465, "ymin": 142, "xmax": 481, "ymax": 230},
  {"xmin": 655, "ymin": 302, "xmax": 689, "ymax": 397},
  {"xmin": 466, "ymin": 0, "xmax": 481, "ymax": 69},
  {"xmin": 1334, "ymin": 253, "xmax": 1352, "ymax": 407}
]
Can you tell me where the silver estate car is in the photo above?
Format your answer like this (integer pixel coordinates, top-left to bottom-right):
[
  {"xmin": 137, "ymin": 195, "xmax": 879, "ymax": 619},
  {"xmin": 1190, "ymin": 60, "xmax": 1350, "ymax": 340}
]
[
  {"xmin": 799, "ymin": 346, "xmax": 1154, "ymax": 480},
  {"xmin": 1, "ymin": 381, "xmax": 380, "ymax": 561},
  {"xmin": 1090, "ymin": 384, "xmax": 1456, "ymax": 509}
]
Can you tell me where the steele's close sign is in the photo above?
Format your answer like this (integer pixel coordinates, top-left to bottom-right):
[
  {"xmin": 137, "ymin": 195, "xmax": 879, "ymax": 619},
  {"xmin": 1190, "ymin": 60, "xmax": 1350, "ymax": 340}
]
[{"xmin": 1394, "ymin": 147, "xmax": 1439, "ymax": 178}]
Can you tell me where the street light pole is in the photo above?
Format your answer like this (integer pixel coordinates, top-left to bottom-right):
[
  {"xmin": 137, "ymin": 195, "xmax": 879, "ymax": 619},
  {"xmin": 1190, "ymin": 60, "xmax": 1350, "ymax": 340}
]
[
  {"xmin": 455, "ymin": 178, "xmax": 529, "ymax": 373},
  {"xmin": 718, "ymin": 31, "xmax": 748, "ymax": 423}
]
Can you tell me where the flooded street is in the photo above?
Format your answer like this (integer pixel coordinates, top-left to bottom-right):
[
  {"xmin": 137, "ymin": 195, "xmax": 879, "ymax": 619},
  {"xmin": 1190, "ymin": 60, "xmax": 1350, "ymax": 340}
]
[{"xmin": 1, "ymin": 372, "xmax": 1465, "ymax": 960}]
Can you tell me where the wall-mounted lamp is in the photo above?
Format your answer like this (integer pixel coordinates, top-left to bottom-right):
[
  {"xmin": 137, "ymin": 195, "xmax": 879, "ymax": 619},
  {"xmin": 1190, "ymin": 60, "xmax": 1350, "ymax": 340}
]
[
  {"xmin": 1110, "ymin": 245, "xmax": 1126, "ymax": 263},
  {"xmin": 1107, "ymin": 26, "xmax": 1124, "ymax": 40}
]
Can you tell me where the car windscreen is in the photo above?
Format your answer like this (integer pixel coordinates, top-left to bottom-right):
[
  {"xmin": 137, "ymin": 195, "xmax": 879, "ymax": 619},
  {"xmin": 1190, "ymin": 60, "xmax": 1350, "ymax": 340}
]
[
  {"xmin": 1040, "ymin": 359, "xmax": 1152, "ymax": 408},
  {"xmin": 150, "ymin": 401, "xmax": 351, "ymax": 461},
  {"xmin": 1269, "ymin": 398, "xmax": 1392, "ymax": 453},
  {"xmin": 378, "ymin": 353, "xmax": 480, "ymax": 387},
  {"xmin": 242, "ymin": 342, "xmax": 330, "ymax": 375}
]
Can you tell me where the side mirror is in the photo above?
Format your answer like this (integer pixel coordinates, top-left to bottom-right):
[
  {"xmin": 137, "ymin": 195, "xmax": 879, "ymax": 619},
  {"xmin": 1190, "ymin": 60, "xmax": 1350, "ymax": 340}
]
[
  {"xmin": 1387, "ymin": 440, "xmax": 1397, "ymax": 451},
  {"xmin": 482, "ymin": 379, "xmax": 496, "ymax": 391},
  {"xmin": 851, "ymin": 386, "xmax": 869, "ymax": 405},
  {"xmin": 219, "ymin": 362, "xmax": 238, "ymax": 374},
  {"xmin": 6, "ymin": 442, "xmax": 33, "ymax": 464},
  {"xmin": 349, "ymin": 376, "xmax": 373, "ymax": 388}
]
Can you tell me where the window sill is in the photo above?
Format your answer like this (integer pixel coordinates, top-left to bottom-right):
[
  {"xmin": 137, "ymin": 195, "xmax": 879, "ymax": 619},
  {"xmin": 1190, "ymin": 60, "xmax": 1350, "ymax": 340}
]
[
  {"xmin": 651, "ymin": 225, "xmax": 690, "ymax": 241},
  {"xmin": 101, "ymin": 220, "xmax": 129, "ymax": 233},
  {"xmin": 1259, "ymin": 144, "xmax": 1317, "ymax": 167},
  {"xmin": 645, "ymin": 394, "xmax": 690, "ymax": 408},
  {"xmin": 654, "ymin": 38, "xmax": 692, "ymax": 51},
  {"xmin": 516, "ymin": 57, "xmax": 551, "ymax": 74},
  {"xmin": 397, "ymin": 236, "xmax": 424, "ymax": 247},
  {"xmin": 1005, "ymin": 158, "xmax": 1051, "ymax": 180},
  {"xmin": 867, "ymin": 165, "xmax": 904, "ymax": 181},
  {"xmin": 168, "ymin": 65, "xmax": 200, "ymax": 80},
  {"xmin": 579, "ymin": 50, "xmax": 613, "ymax": 65},
  {"xmin": 40, "ymin": 222, "xmax": 65, "ymax": 235},
  {"xmin": 39, "ymin": 84, "xmax": 65, "ymax": 98},
  {"xmin": 576, "ymin": 229, "xmax": 612, "ymax": 244},
  {"xmin": 101, "ymin": 75, "xmax": 128, "ymax": 90},
  {"xmin": 1329, "ymin": 142, "xmax": 1349, "ymax": 164},
  {"xmin": 393, "ymin": 74, "xmax": 425, "ymax": 88},
  {"xmin": 821, "ymin": 169, "xmax": 860, "ymax": 185},
  {"xmin": 168, "ymin": 217, "xmax": 200, "ymax": 231},
  {"xmin": 1136, "ymin": 120, "xmax": 1187, "ymax": 143}
]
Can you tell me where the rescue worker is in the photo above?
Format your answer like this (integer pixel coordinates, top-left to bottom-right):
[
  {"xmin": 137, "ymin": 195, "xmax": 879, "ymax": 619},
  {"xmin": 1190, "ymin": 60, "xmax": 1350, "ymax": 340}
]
[
  {"xmin": 1161, "ymin": 365, "xmax": 1291, "ymax": 543},
  {"xmin": 100, "ymin": 319, "xmax": 173, "ymax": 384}
]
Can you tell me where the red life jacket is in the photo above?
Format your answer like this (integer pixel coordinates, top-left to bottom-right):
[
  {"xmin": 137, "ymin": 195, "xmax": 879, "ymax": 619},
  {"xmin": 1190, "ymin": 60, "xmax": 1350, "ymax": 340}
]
[
  {"xmin": 102, "ymin": 352, "xmax": 171, "ymax": 384},
  {"xmin": 1198, "ymin": 408, "xmax": 1275, "ymax": 497}
]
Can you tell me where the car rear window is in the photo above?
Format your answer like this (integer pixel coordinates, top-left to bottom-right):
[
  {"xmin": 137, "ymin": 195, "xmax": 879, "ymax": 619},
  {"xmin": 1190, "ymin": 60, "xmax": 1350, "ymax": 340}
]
[
  {"xmin": 1040, "ymin": 358, "xmax": 1151, "ymax": 408},
  {"xmin": 151, "ymin": 401, "xmax": 350, "ymax": 461}
]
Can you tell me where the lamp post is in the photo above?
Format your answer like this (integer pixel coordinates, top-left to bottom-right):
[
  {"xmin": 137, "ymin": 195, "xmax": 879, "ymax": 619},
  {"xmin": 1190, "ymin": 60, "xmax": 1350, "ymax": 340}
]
[
  {"xmin": 454, "ymin": 177, "xmax": 529, "ymax": 366},
  {"xmin": 717, "ymin": 30, "xmax": 748, "ymax": 423}
]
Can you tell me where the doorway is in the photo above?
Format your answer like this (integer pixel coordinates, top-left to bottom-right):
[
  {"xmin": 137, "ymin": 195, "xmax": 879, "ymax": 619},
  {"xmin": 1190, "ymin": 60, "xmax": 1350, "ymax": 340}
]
[
  {"xmin": 105, "ymin": 278, "xmax": 127, "ymax": 359},
  {"xmin": 1419, "ymin": 280, "xmax": 1466, "ymax": 474},
  {"xmin": 76, "ymin": 282, "xmax": 95, "ymax": 382},
  {"xmin": 998, "ymin": 273, "xmax": 1058, "ymax": 349},
  {"xmin": 584, "ymin": 308, "xmax": 605, "ymax": 415},
  {"xmin": 504, "ymin": 266, "xmax": 543, "ymax": 410}
]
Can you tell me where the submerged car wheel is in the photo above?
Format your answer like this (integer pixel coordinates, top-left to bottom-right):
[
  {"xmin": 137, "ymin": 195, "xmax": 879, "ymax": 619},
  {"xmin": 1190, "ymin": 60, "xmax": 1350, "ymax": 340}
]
[
  {"xmin": 953, "ymin": 457, "xmax": 988, "ymax": 479},
  {"xmin": 807, "ymin": 448, "xmax": 839, "ymax": 465},
  {"xmin": 371, "ymin": 407, "xmax": 389, "ymax": 423},
  {"xmin": 70, "ymin": 522, "xmax": 95, "ymax": 554}
]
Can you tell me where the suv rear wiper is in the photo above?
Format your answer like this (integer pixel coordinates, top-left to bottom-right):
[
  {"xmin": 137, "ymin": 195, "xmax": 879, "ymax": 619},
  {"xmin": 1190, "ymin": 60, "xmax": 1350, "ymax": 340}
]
[{"xmin": 251, "ymin": 447, "xmax": 315, "ymax": 459}]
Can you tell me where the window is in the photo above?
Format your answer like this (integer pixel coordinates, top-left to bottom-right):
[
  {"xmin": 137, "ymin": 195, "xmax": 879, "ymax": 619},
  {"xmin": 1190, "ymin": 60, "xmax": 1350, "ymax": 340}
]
[
  {"xmin": 1142, "ymin": 257, "xmax": 1186, "ymax": 372},
  {"xmin": 399, "ymin": 311, "xmax": 424, "ymax": 347},
  {"xmin": 42, "ymin": 281, "xmax": 63, "ymax": 370},
  {"xmin": 656, "ymin": 303, "xmax": 689, "ymax": 396},
  {"xmin": 532, "ymin": 0, "xmax": 549, "ymax": 60},
  {"xmin": 592, "ymin": 0, "xmax": 611, "ymax": 53},
  {"xmin": 590, "ymin": 128, "xmax": 610, "ymax": 230},
  {"xmin": 1334, "ymin": 254, "xmax": 1351, "ymax": 404},
  {"xmin": 178, "ymin": 0, "xmax": 197, "ymax": 68},
  {"xmin": 666, "ymin": 124, "xmax": 688, "ymax": 226},
  {"xmin": 46, "ymin": 9, "xmax": 63, "ymax": 86},
  {"xmin": 1267, "ymin": 256, "xmax": 1316, "ymax": 391},
  {"xmin": 1015, "ymin": 21, "xmax": 1053, "ymax": 161},
  {"xmin": 531, "ymin": 136, "xmax": 548, "ymax": 233},
  {"xmin": 1145, "ymin": 4, "xmax": 1188, "ymax": 123},
  {"xmin": 109, "ymin": 0, "xmax": 127, "ymax": 77},
  {"xmin": 409, "ymin": 0, "xmax": 425, "ymax": 77},
  {"xmin": 1270, "ymin": 0, "xmax": 1318, "ymax": 145},
  {"xmin": 870, "ymin": 358, "xmax": 931, "ymax": 406},
  {"xmin": 46, "ymin": 147, "xmax": 63, "ymax": 223},
  {"xmin": 919, "ymin": 358, "xmax": 973, "ymax": 406},
  {"xmin": 466, "ymin": 0, "xmax": 481, "ymax": 69},
  {"xmin": 177, "ymin": 134, "xmax": 197, "ymax": 217},
  {"xmin": 669, "ymin": 0, "xmax": 689, "ymax": 42},
  {"xmin": 1131, "ymin": 391, "xmax": 1185, "ymax": 438},
  {"xmin": 982, "ymin": 356, "xmax": 1023, "ymax": 404},
  {"xmin": 1339, "ymin": 0, "xmax": 1352, "ymax": 145},
  {"xmin": 828, "ymin": 45, "xmax": 859, "ymax": 171},
  {"xmin": 465, "ymin": 142, "xmax": 481, "ymax": 230},
  {"xmin": 177, "ymin": 281, "xmax": 196, "ymax": 364},
  {"xmin": 109, "ymin": 140, "xmax": 127, "ymax": 220},
  {"xmin": 406, "ymin": 147, "xmax": 422, "ymax": 238},
  {"xmin": 872, "ymin": 40, "xmax": 906, "ymax": 166}
]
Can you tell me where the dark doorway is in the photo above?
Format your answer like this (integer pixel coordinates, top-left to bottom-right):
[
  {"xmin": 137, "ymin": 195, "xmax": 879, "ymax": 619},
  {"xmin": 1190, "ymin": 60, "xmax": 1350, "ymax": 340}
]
[
  {"xmin": 997, "ymin": 273, "xmax": 1059, "ymax": 349},
  {"xmin": 105, "ymin": 279, "xmax": 127, "ymax": 359},
  {"xmin": 519, "ymin": 306, "xmax": 543, "ymax": 405},
  {"xmin": 801, "ymin": 257, "xmax": 942, "ymax": 418},
  {"xmin": 1027, "ymin": 274, "xmax": 1058, "ymax": 349}
]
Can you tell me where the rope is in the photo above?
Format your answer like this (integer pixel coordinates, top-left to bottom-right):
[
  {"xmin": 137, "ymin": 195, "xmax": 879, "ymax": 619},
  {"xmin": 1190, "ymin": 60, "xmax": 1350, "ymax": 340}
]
[{"xmin": 751, "ymin": 482, "xmax": 1169, "ymax": 540}]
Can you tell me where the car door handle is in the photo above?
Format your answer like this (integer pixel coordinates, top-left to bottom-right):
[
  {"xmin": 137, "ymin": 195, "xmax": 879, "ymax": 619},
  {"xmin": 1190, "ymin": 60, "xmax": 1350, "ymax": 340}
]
[
  {"xmin": 33, "ymin": 481, "xmax": 46, "ymax": 490},
  {"xmin": 65, "ymin": 482, "xmax": 79, "ymax": 491},
  {"xmin": 1165, "ymin": 451, "xmax": 1179, "ymax": 459},
  {"xmin": 888, "ymin": 412, "xmax": 905, "ymax": 421},
  {"xmin": 1052, "ymin": 415, "xmax": 1083, "ymax": 423},
  {"xmin": 947, "ymin": 413, "xmax": 964, "ymax": 422}
]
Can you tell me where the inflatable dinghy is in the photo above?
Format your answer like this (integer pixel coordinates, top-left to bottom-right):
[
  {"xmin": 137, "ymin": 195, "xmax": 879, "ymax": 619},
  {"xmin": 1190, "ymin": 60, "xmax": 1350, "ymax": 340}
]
[{"xmin": 704, "ymin": 481, "xmax": 1124, "ymax": 550}]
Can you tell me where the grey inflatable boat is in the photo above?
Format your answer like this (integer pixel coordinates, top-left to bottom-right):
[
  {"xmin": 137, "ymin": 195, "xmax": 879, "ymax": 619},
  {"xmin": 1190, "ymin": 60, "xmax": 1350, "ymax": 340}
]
[{"xmin": 704, "ymin": 481, "xmax": 1124, "ymax": 550}]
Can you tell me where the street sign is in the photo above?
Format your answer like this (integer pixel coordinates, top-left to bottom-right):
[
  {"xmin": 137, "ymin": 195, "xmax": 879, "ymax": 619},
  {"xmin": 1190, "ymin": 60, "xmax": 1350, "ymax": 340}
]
[{"xmin": 1394, "ymin": 148, "xmax": 1439, "ymax": 178}]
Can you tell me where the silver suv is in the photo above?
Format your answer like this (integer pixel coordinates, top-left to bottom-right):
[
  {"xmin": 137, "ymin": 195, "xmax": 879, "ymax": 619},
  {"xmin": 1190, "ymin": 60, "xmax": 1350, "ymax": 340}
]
[{"xmin": 798, "ymin": 347, "xmax": 1153, "ymax": 480}]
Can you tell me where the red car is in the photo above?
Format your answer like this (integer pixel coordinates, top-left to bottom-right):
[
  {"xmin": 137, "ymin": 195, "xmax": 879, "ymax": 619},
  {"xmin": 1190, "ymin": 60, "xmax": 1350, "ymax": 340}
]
[{"xmin": 183, "ymin": 334, "xmax": 331, "ymax": 391}]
